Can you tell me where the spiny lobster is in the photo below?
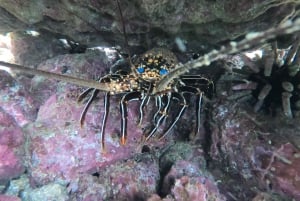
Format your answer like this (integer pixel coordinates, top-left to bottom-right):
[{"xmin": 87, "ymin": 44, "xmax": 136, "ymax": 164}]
[
  {"xmin": 77, "ymin": 47, "xmax": 213, "ymax": 149},
  {"xmin": 0, "ymin": 1, "xmax": 299, "ymax": 149}
]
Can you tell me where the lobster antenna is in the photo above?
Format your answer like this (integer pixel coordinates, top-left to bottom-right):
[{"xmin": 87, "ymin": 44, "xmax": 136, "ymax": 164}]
[
  {"xmin": 154, "ymin": 18, "xmax": 300, "ymax": 93},
  {"xmin": 116, "ymin": 0, "xmax": 135, "ymax": 71},
  {"xmin": 0, "ymin": 61, "xmax": 112, "ymax": 92}
]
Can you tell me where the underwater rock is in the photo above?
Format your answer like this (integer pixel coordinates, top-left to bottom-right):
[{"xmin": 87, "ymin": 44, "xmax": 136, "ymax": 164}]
[
  {"xmin": 210, "ymin": 101, "xmax": 300, "ymax": 200},
  {"xmin": 30, "ymin": 49, "xmax": 114, "ymax": 105},
  {"xmin": 167, "ymin": 175, "xmax": 225, "ymax": 201},
  {"xmin": 210, "ymin": 102, "xmax": 260, "ymax": 179},
  {"xmin": 148, "ymin": 160, "xmax": 226, "ymax": 201},
  {"xmin": 0, "ymin": 0, "xmax": 297, "ymax": 51},
  {"xmin": 254, "ymin": 143, "xmax": 300, "ymax": 200},
  {"xmin": 158, "ymin": 142, "xmax": 206, "ymax": 174},
  {"xmin": 0, "ymin": 145, "xmax": 24, "ymax": 184},
  {"xmin": 9, "ymin": 31, "xmax": 68, "ymax": 68},
  {"xmin": 4, "ymin": 175, "xmax": 30, "ymax": 198},
  {"xmin": 0, "ymin": 110, "xmax": 24, "ymax": 180},
  {"xmin": 0, "ymin": 194, "xmax": 21, "ymax": 201},
  {"xmin": 0, "ymin": 108, "xmax": 24, "ymax": 183},
  {"xmin": 0, "ymin": 6, "xmax": 26, "ymax": 33},
  {"xmin": 0, "ymin": 109, "xmax": 23, "ymax": 148},
  {"xmin": 0, "ymin": 70, "xmax": 37, "ymax": 126},
  {"xmin": 147, "ymin": 143, "xmax": 226, "ymax": 201},
  {"xmin": 68, "ymin": 153, "xmax": 159, "ymax": 201},
  {"xmin": 22, "ymin": 183, "xmax": 68, "ymax": 201},
  {"xmin": 161, "ymin": 160, "xmax": 205, "ymax": 195},
  {"xmin": 4, "ymin": 174, "xmax": 69, "ymax": 201},
  {"xmin": 251, "ymin": 192, "xmax": 283, "ymax": 201}
]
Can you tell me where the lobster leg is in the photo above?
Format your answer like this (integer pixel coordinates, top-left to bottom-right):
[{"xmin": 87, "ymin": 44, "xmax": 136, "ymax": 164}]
[
  {"xmin": 120, "ymin": 91, "xmax": 141, "ymax": 145},
  {"xmin": 77, "ymin": 87, "xmax": 94, "ymax": 102},
  {"xmin": 100, "ymin": 92, "xmax": 110, "ymax": 150},
  {"xmin": 179, "ymin": 86, "xmax": 203, "ymax": 136},
  {"xmin": 138, "ymin": 94, "xmax": 150, "ymax": 126},
  {"xmin": 145, "ymin": 92, "xmax": 171, "ymax": 141},
  {"xmin": 159, "ymin": 92, "xmax": 187, "ymax": 140},
  {"xmin": 153, "ymin": 95, "xmax": 162, "ymax": 124},
  {"xmin": 180, "ymin": 75, "xmax": 214, "ymax": 98},
  {"xmin": 137, "ymin": 83, "xmax": 152, "ymax": 126},
  {"xmin": 79, "ymin": 89, "xmax": 99, "ymax": 127},
  {"xmin": 196, "ymin": 92, "xmax": 203, "ymax": 135}
]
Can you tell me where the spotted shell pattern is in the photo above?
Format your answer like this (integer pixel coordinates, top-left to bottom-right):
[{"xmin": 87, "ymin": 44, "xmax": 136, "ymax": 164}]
[{"xmin": 133, "ymin": 48, "xmax": 178, "ymax": 82}]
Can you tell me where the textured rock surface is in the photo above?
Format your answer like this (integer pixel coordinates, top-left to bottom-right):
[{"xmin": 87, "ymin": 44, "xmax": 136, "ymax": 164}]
[
  {"xmin": 0, "ymin": 108, "xmax": 25, "ymax": 183},
  {"xmin": 9, "ymin": 31, "xmax": 68, "ymax": 67},
  {"xmin": 0, "ymin": 0, "xmax": 298, "ymax": 54},
  {"xmin": 0, "ymin": 70, "xmax": 37, "ymax": 126},
  {"xmin": 256, "ymin": 143, "xmax": 300, "ymax": 200},
  {"xmin": 5, "ymin": 174, "xmax": 68, "ymax": 201},
  {"xmin": 68, "ymin": 153, "xmax": 160, "ymax": 201},
  {"xmin": 158, "ymin": 142, "xmax": 207, "ymax": 182},
  {"xmin": 0, "ymin": 194, "xmax": 21, "ymax": 201},
  {"xmin": 30, "ymin": 49, "xmax": 114, "ymax": 105},
  {"xmin": 147, "ymin": 160, "xmax": 226, "ymax": 201},
  {"xmin": 23, "ymin": 183, "xmax": 68, "ymax": 201},
  {"xmin": 4, "ymin": 175, "xmax": 30, "ymax": 198},
  {"xmin": 210, "ymin": 101, "xmax": 300, "ymax": 200}
]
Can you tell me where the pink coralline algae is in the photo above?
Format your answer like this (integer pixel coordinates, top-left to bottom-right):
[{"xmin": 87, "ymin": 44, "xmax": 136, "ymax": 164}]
[
  {"xmin": 0, "ymin": 108, "xmax": 24, "ymax": 183},
  {"xmin": 68, "ymin": 153, "xmax": 160, "ymax": 201},
  {"xmin": 25, "ymin": 92, "xmax": 152, "ymax": 185},
  {"xmin": 255, "ymin": 143, "xmax": 300, "ymax": 200},
  {"xmin": 166, "ymin": 162, "xmax": 225, "ymax": 201},
  {"xmin": 211, "ymin": 101, "xmax": 300, "ymax": 200},
  {"xmin": 0, "ymin": 70, "xmax": 37, "ymax": 126},
  {"xmin": 0, "ymin": 194, "xmax": 21, "ymax": 201},
  {"xmin": 148, "ymin": 160, "xmax": 226, "ymax": 201},
  {"xmin": 0, "ymin": 145, "xmax": 23, "ymax": 182}
]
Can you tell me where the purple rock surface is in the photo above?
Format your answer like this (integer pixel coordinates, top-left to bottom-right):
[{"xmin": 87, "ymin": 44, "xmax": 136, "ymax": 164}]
[
  {"xmin": 148, "ymin": 160, "xmax": 226, "ymax": 201},
  {"xmin": 211, "ymin": 101, "xmax": 300, "ymax": 200},
  {"xmin": 0, "ymin": 194, "xmax": 21, "ymax": 201},
  {"xmin": 0, "ymin": 70, "xmax": 37, "ymax": 126},
  {"xmin": 0, "ymin": 108, "xmax": 24, "ymax": 183},
  {"xmin": 164, "ymin": 161, "xmax": 225, "ymax": 201},
  {"xmin": 68, "ymin": 153, "xmax": 159, "ymax": 201}
]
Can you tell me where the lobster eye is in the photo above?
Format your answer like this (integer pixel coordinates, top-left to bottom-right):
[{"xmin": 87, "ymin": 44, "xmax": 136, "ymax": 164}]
[
  {"xmin": 159, "ymin": 68, "xmax": 168, "ymax": 75},
  {"xmin": 137, "ymin": 66, "xmax": 145, "ymax": 74}
]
